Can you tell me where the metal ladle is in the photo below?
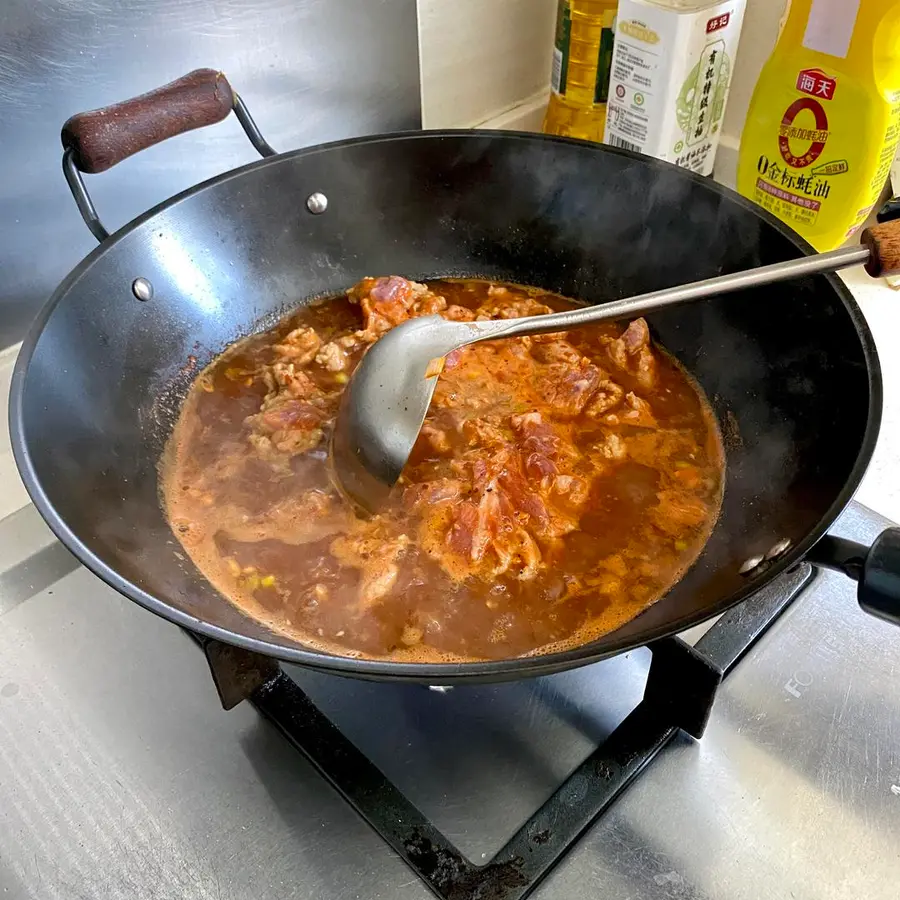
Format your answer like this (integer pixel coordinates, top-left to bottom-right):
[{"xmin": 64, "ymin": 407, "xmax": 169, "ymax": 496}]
[{"xmin": 331, "ymin": 232, "xmax": 894, "ymax": 513}]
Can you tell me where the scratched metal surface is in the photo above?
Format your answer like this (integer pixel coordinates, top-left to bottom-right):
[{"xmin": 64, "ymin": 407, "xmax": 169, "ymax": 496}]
[
  {"xmin": 0, "ymin": 0, "xmax": 421, "ymax": 347},
  {"xmin": 0, "ymin": 501, "xmax": 897, "ymax": 899}
]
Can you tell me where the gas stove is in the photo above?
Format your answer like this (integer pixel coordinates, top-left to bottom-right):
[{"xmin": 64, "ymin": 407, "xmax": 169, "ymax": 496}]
[{"xmin": 0, "ymin": 499, "xmax": 898, "ymax": 899}]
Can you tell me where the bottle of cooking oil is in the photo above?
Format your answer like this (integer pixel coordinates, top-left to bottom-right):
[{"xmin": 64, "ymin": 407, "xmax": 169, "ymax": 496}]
[
  {"xmin": 543, "ymin": 0, "xmax": 618, "ymax": 143},
  {"xmin": 604, "ymin": 0, "xmax": 747, "ymax": 174},
  {"xmin": 737, "ymin": 0, "xmax": 900, "ymax": 250}
]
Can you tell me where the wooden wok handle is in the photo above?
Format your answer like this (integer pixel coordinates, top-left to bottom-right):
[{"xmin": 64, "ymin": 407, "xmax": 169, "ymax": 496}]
[
  {"xmin": 61, "ymin": 69, "xmax": 234, "ymax": 174},
  {"xmin": 862, "ymin": 219, "xmax": 900, "ymax": 278}
]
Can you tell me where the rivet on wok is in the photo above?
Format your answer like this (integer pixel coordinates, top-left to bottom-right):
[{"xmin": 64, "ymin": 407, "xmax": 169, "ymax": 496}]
[
  {"xmin": 739, "ymin": 555, "xmax": 764, "ymax": 576},
  {"xmin": 306, "ymin": 192, "xmax": 328, "ymax": 214},
  {"xmin": 428, "ymin": 685, "xmax": 453, "ymax": 694},
  {"xmin": 765, "ymin": 538, "xmax": 792, "ymax": 561},
  {"xmin": 132, "ymin": 277, "xmax": 153, "ymax": 301}
]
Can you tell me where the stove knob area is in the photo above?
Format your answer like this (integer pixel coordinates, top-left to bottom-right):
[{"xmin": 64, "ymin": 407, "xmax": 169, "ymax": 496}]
[{"xmin": 859, "ymin": 528, "xmax": 900, "ymax": 627}]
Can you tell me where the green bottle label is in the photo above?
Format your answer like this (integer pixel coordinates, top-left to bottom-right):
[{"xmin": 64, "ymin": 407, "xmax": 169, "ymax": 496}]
[
  {"xmin": 594, "ymin": 25, "xmax": 615, "ymax": 104},
  {"xmin": 551, "ymin": 0, "xmax": 572, "ymax": 96}
]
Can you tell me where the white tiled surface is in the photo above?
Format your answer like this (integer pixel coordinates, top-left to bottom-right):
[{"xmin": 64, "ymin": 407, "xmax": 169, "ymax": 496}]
[{"xmin": 3, "ymin": 269, "xmax": 899, "ymax": 525}]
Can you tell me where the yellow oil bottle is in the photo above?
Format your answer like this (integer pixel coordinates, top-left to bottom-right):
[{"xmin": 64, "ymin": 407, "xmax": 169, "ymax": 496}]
[
  {"xmin": 737, "ymin": 0, "xmax": 900, "ymax": 250},
  {"xmin": 542, "ymin": 0, "xmax": 618, "ymax": 143}
]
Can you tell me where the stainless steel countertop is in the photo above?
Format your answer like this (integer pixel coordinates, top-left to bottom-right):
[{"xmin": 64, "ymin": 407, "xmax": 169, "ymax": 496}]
[{"xmin": 0, "ymin": 500, "xmax": 898, "ymax": 899}]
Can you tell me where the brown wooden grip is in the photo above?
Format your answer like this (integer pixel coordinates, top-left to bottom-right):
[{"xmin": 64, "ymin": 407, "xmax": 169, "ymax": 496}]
[
  {"xmin": 862, "ymin": 219, "xmax": 900, "ymax": 278},
  {"xmin": 61, "ymin": 68, "xmax": 234, "ymax": 174}
]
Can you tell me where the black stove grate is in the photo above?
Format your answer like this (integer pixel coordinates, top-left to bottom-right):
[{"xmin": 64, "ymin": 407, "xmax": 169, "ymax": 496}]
[{"xmin": 199, "ymin": 565, "xmax": 812, "ymax": 900}]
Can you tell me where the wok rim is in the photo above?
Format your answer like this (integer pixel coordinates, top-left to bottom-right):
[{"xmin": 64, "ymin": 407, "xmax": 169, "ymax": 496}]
[{"xmin": 9, "ymin": 129, "xmax": 884, "ymax": 682}]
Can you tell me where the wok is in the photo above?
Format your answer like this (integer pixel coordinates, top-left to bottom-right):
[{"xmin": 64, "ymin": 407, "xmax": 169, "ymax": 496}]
[{"xmin": 10, "ymin": 69, "xmax": 900, "ymax": 683}]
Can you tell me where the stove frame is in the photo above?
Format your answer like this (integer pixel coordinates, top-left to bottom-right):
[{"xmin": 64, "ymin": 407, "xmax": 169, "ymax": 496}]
[{"xmin": 197, "ymin": 565, "xmax": 812, "ymax": 900}]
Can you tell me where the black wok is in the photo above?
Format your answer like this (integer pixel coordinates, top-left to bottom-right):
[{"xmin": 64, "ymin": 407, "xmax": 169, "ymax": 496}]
[{"xmin": 10, "ymin": 69, "xmax": 900, "ymax": 683}]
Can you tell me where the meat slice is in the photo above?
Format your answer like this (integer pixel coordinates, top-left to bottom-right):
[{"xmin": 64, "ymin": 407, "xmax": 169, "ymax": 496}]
[
  {"xmin": 315, "ymin": 341, "xmax": 350, "ymax": 372},
  {"xmin": 443, "ymin": 347, "xmax": 465, "ymax": 370},
  {"xmin": 603, "ymin": 392, "xmax": 658, "ymax": 428},
  {"xmin": 601, "ymin": 318, "xmax": 657, "ymax": 390},
  {"xmin": 531, "ymin": 340, "xmax": 583, "ymax": 366},
  {"xmin": 349, "ymin": 276, "xmax": 447, "ymax": 338},
  {"xmin": 248, "ymin": 315, "xmax": 342, "ymax": 459},
  {"xmin": 443, "ymin": 304, "xmax": 476, "ymax": 322},
  {"xmin": 540, "ymin": 473, "xmax": 591, "ymax": 538},
  {"xmin": 585, "ymin": 379, "xmax": 625, "ymax": 418},
  {"xmin": 524, "ymin": 452, "xmax": 557, "ymax": 480},
  {"xmin": 650, "ymin": 490, "xmax": 710, "ymax": 535},
  {"xmin": 273, "ymin": 326, "xmax": 321, "ymax": 364},
  {"xmin": 350, "ymin": 276, "xmax": 421, "ymax": 335},
  {"xmin": 494, "ymin": 527, "xmax": 542, "ymax": 581},
  {"xmin": 511, "ymin": 411, "xmax": 574, "ymax": 470},
  {"xmin": 403, "ymin": 478, "xmax": 464, "ymax": 509},
  {"xmin": 590, "ymin": 432, "xmax": 627, "ymax": 462},
  {"xmin": 495, "ymin": 465, "xmax": 550, "ymax": 532},
  {"xmin": 415, "ymin": 441, "xmax": 560, "ymax": 581},
  {"xmin": 413, "ymin": 293, "xmax": 448, "ymax": 316},
  {"xmin": 462, "ymin": 417, "xmax": 509, "ymax": 448},
  {"xmin": 530, "ymin": 330, "xmax": 569, "ymax": 344},
  {"xmin": 431, "ymin": 492, "xmax": 544, "ymax": 582},
  {"xmin": 416, "ymin": 421, "xmax": 453, "ymax": 455},
  {"xmin": 268, "ymin": 363, "xmax": 319, "ymax": 400},
  {"xmin": 245, "ymin": 399, "xmax": 325, "ymax": 456},
  {"xmin": 511, "ymin": 412, "xmax": 557, "ymax": 450},
  {"xmin": 537, "ymin": 360, "xmax": 603, "ymax": 418},
  {"xmin": 330, "ymin": 524, "xmax": 411, "ymax": 609},
  {"xmin": 513, "ymin": 411, "xmax": 587, "ymax": 489},
  {"xmin": 256, "ymin": 400, "xmax": 323, "ymax": 433},
  {"xmin": 622, "ymin": 318, "xmax": 650, "ymax": 353},
  {"xmin": 634, "ymin": 347, "xmax": 656, "ymax": 390},
  {"xmin": 443, "ymin": 501, "xmax": 480, "ymax": 561},
  {"xmin": 475, "ymin": 290, "xmax": 552, "ymax": 320},
  {"xmin": 550, "ymin": 474, "xmax": 590, "ymax": 511},
  {"xmin": 624, "ymin": 429, "xmax": 698, "ymax": 470}
]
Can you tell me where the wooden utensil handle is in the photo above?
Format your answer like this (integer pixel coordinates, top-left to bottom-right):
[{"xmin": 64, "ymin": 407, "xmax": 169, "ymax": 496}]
[
  {"xmin": 61, "ymin": 69, "xmax": 234, "ymax": 174},
  {"xmin": 862, "ymin": 219, "xmax": 900, "ymax": 278}
]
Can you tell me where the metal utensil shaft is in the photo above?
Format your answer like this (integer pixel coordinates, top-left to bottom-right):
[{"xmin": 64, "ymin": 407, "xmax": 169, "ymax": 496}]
[{"xmin": 466, "ymin": 246, "xmax": 871, "ymax": 342}]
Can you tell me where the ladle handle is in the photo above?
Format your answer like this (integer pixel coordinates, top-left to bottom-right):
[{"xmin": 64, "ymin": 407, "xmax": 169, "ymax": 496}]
[
  {"xmin": 862, "ymin": 220, "xmax": 900, "ymax": 277},
  {"xmin": 468, "ymin": 244, "xmax": 873, "ymax": 343}
]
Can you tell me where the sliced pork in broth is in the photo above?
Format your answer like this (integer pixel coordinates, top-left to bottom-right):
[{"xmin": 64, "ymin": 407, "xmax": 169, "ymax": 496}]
[{"xmin": 162, "ymin": 277, "xmax": 725, "ymax": 662}]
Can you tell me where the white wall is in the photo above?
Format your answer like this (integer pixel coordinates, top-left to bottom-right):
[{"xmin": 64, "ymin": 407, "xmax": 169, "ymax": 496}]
[
  {"xmin": 417, "ymin": 0, "xmax": 557, "ymax": 128},
  {"xmin": 722, "ymin": 0, "xmax": 788, "ymax": 141}
]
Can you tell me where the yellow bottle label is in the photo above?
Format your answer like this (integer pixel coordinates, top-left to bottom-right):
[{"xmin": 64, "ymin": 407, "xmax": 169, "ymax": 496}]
[
  {"xmin": 751, "ymin": 69, "xmax": 839, "ymax": 230},
  {"xmin": 737, "ymin": 0, "xmax": 900, "ymax": 250},
  {"xmin": 742, "ymin": 66, "xmax": 900, "ymax": 246}
]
